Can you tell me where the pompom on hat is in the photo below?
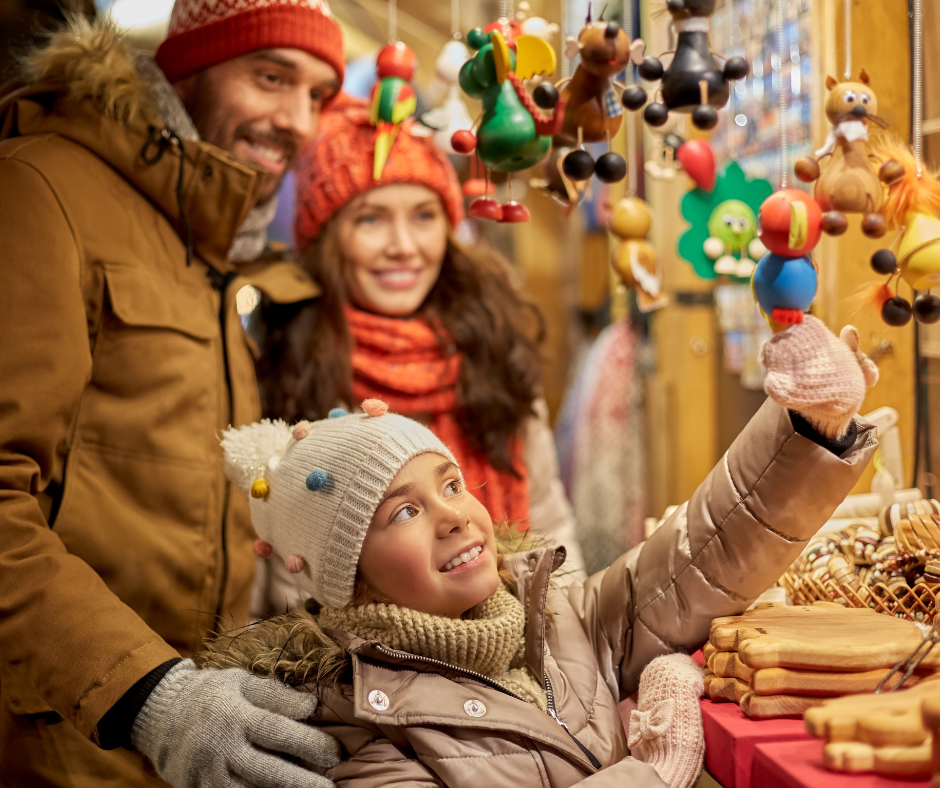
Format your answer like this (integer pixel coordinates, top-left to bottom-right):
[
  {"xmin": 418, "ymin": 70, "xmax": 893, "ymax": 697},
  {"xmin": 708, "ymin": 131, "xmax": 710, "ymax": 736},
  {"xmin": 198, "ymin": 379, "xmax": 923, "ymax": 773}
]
[
  {"xmin": 155, "ymin": 0, "xmax": 345, "ymax": 86},
  {"xmin": 294, "ymin": 94, "xmax": 465, "ymax": 252},
  {"xmin": 221, "ymin": 401, "xmax": 456, "ymax": 608}
]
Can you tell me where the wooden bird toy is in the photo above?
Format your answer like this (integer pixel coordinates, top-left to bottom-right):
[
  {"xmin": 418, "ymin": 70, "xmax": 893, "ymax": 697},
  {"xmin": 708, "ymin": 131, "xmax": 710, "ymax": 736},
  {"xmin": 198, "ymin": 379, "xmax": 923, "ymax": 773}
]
[
  {"xmin": 609, "ymin": 198, "xmax": 667, "ymax": 311},
  {"xmin": 452, "ymin": 26, "xmax": 562, "ymax": 222},
  {"xmin": 751, "ymin": 190, "xmax": 823, "ymax": 327},
  {"xmin": 626, "ymin": 0, "xmax": 749, "ymax": 131},
  {"xmin": 862, "ymin": 139, "xmax": 940, "ymax": 327},
  {"xmin": 794, "ymin": 70, "xmax": 897, "ymax": 239},
  {"xmin": 544, "ymin": 8, "xmax": 631, "ymax": 184},
  {"xmin": 370, "ymin": 42, "xmax": 418, "ymax": 180}
]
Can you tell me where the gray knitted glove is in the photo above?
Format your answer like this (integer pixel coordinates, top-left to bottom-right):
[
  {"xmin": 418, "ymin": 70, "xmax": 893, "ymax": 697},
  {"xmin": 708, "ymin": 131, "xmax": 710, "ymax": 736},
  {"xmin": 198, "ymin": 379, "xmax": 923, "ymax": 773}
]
[{"xmin": 131, "ymin": 659, "xmax": 340, "ymax": 788}]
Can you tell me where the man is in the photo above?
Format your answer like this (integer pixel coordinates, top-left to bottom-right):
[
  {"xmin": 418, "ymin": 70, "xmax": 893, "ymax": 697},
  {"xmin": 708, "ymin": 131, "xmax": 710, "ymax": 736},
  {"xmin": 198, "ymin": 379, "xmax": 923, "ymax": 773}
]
[{"xmin": 0, "ymin": 1, "xmax": 344, "ymax": 785}]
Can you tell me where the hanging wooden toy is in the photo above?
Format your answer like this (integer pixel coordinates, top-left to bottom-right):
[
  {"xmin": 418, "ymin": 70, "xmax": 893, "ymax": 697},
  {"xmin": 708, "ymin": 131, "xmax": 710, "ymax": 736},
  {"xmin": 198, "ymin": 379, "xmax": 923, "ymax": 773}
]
[
  {"xmin": 751, "ymin": 190, "xmax": 823, "ymax": 327},
  {"xmin": 516, "ymin": 1, "xmax": 559, "ymax": 41},
  {"xmin": 624, "ymin": 0, "xmax": 749, "ymax": 131},
  {"xmin": 451, "ymin": 26, "xmax": 562, "ymax": 222},
  {"xmin": 609, "ymin": 198, "xmax": 667, "ymax": 311},
  {"xmin": 862, "ymin": 141, "xmax": 940, "ymax": 327},
  {"xmin": 794, "ymin": 71, "xmax": 899, "ymax": 238},
  {"xmin": 370, "ymin": 42, "xmax": 419, "ymax": 179},
  {"xmin": 533, "ymin": 6, "xmax": 631, "ymax": 184},
  {"xmin": 421, "ymin": 40, "xmax": 474, "ymax": 154}
]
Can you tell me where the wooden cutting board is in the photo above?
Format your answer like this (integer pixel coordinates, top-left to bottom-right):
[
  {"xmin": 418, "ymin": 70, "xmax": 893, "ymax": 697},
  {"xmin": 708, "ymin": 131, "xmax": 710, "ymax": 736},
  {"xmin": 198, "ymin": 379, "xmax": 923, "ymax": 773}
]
[
  {"xmin": 710, "ymin": 604, "xmax": 938, "ymax": 671},
  {"xmin": 705, "ymin": 675, "xmax": 749, "ymax": 703},
  {"xmin": 707, "ymin": 651, "xmax": 754, "ymax": 682},
  {"xmin": 750, "ymin": 666, "xmax": 923, "ymax": 696},
  {"xmin": 804, "ymin": 682, "xmax": 940, "ymax": 746},
  {"xmin": 739, "ymin": 691, "xmax": 824, "ymax": 719},
  {"xmin": 823, "ymin": 740, "xmax": 931, "ymax": 778}
]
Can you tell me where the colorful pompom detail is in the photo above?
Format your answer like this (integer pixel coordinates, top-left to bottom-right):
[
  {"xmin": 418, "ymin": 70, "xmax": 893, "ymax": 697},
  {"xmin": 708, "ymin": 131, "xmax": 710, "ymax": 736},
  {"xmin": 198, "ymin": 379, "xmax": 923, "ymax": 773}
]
[
  {"xmin": 362, "ymin": 399, "xmax": 389, "ymax": 417},
  {"xmin": 253, "ymin": 539, "xmax": 273, "ymax": 559},
  {"xmin": 328, "ymin": 408, "xmax": 348, "ymax": 418},
  {"xmin": 285, "ymin": 554, "xmax": 306, "ymax": 573},
  {"xmin": 306, "ymin": 469, "xmax": 330, "ymax": 491},
  {"xmin": 292, "ymin": 421, "xmax": 311, "ymax": 440},
  {"xmin": 250, "ymin": 478, "xmax": 269, "ymax": 499}
]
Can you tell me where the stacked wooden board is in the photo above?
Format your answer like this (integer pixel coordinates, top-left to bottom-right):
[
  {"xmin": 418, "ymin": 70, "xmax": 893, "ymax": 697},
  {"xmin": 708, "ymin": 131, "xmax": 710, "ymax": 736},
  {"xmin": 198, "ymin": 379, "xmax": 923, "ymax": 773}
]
[{"xmin": 704, "ymin": 603, "xmax": 940, "ymax": 719}]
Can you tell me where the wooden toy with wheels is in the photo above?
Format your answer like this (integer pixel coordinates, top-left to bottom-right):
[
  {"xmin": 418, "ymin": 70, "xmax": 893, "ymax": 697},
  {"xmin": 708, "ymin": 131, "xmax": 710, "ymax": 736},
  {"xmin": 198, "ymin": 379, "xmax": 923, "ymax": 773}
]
[
  {"xmin": 452, "ymin": 27, "xmax": 562, "ymax": 222},
  {"xmin": 627, "ymin": 0, "xmax": 748, "ymax": 131},
  {"xmin": 794, "ymin": 70, "xmax": 900, "ymax": 239}
]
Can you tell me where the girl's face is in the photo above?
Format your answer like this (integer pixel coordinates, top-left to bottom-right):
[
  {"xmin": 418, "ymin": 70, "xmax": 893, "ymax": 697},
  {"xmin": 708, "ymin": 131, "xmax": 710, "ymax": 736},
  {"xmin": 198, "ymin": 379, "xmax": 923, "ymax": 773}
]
[
  {"xmin": 358, "ymin": 452, "xmax": 499, "ymax": 618},
  {"xmin": 335, "ymin": 184, "xmax": 449, "ymax": 317}
]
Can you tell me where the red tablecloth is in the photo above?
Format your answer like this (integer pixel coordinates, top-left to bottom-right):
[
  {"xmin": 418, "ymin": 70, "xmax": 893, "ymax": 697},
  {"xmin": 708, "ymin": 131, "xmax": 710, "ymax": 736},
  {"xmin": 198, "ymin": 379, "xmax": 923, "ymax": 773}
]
[
  {"xmin": 750, "ymin": 739, "xmax": 931, "ymax": 788},
  {"xmin": 700, "ymin": 698, "xmax": 812, "ymax": 788}
]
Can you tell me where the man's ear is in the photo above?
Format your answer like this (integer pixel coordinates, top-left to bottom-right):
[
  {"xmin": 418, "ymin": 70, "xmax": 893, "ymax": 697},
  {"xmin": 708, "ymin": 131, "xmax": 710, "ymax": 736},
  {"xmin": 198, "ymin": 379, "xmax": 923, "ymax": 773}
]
[
  {"xmin": 825, "ymin": 75, "xmax": 838, "ymax": 91},
  {"xmin": 859, "ymin": 68, "xmax": 871, "ymax": 85}
]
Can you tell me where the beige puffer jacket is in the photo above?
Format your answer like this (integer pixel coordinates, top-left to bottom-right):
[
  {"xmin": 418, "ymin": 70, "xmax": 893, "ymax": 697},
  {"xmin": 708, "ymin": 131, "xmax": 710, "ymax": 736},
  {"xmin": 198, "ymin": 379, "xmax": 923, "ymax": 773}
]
[{"xmin": 245, "ymin": 399, "xmax": 875, "ymax": 787}]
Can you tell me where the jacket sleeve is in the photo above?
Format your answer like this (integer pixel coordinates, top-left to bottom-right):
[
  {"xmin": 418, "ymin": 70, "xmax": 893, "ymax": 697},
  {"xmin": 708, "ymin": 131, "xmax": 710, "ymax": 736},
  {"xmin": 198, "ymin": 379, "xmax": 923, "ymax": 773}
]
[
  {"xmin": 329, "ymin": 737, "xmax": 444, "ymax": 787},
  {"xmin": 0, "ymin": 159, "xmax": 179, "ymax": 740},
  {"xmin": 524, "ymin": 398, "xmax": 586, "ymax": 578},
  {"xmin": 562, "ymin": 398, "xmax": 876, "ymax": 698}
]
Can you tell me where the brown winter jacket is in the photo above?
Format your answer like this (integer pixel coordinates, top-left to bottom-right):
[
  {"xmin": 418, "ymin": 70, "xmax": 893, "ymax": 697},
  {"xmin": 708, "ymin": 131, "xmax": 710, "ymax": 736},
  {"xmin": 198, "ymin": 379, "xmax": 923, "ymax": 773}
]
[
  {"xmin": 0, "ymin": 22, "xmax": 318, "ymax": 786},
  {"xmin": 235, "ymin": 399, "xmax": 875, "ymax": 787}
]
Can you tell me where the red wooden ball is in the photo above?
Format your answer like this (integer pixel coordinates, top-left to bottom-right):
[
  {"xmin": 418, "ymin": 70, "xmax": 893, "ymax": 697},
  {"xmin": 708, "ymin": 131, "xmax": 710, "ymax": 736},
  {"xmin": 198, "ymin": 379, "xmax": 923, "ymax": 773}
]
[
  {"xmin": 376, "ymin": 42, "xmax": 417, "ymax": 81},
  {"xmin": 757, "ymin": 190, "xmax": 823, "ymax": 257},
  {"xmin": 451, "ymin": 130, "xmax": 477, "ymax": 155}
]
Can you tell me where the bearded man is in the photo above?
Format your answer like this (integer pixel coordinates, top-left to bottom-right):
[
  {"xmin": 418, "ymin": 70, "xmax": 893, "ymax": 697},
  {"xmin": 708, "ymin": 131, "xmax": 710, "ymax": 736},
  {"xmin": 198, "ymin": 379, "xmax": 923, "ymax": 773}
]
[{"xmin": 0, "ymin": 1, "xmax": 345, "ymax": 785}]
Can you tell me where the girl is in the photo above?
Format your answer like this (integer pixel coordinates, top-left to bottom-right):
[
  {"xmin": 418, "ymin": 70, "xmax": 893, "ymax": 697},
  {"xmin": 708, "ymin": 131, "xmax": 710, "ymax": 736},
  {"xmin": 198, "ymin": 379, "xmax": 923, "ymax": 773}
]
[
  {"xmin": 253, "ymin": 94, "xmax": 585, "ymax": 576},
  {"xmin": 210, "ymin": 317, "xmax": 877, "ymax": 786}
]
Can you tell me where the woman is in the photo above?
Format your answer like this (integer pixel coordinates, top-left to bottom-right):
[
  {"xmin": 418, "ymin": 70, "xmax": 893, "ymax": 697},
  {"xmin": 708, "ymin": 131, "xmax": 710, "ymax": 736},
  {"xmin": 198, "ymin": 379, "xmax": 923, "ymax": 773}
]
[{"xmin": 252, "ymin": 95, "xmax": 585, "ymax": 611}]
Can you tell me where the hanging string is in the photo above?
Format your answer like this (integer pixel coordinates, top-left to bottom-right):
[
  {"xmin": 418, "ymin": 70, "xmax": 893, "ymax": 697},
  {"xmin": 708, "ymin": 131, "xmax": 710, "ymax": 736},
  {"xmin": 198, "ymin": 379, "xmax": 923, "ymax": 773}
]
[
  {"xmin": 499, "ymin": 0, "xmax": 510, "ymax": 40},
  {"xmin": 451, "ymin": 0, "xmax": 460, "ymax": 38},
  {"xmin": 913, "ymin": 0, "xmax": 924, "ymax": 174},
  {"xmin": 624, "ymin": 0, "xmax": 636, "ymax": 197},
  {"xmin": 774, "ymin": 0, "xmax": 788, "ymax": 189},
  {"xmin": 388, "ymin": 0, "xmax": 397, "ymax": 43},
  {"xmin": 842, "ymin": 0, "xmax": 852, "ymax": 81},
  {"xmin": 561, "ymin": 0, "xmax": 569, "ymax": 78}
]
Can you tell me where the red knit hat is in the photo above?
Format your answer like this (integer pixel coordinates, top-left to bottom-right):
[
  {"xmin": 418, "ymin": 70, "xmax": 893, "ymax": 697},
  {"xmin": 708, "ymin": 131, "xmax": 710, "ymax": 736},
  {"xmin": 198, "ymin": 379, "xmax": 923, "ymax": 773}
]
[
  {"xmin": 294, "ymin": 94, "xmax": 465, "ymax": 252},
  {"xmin": 155, "ymin": 0, "xmax": 345, "ymax": 85}
]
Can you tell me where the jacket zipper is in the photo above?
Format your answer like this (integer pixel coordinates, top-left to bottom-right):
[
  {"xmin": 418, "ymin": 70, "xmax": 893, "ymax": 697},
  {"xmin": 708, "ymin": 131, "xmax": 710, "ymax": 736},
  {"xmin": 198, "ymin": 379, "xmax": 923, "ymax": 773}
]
[
  {"xmin": 208, "ymin": 267, "xmax": 238, "ymax": 627},
  {"xmin": 543, "ymin": 673, "xmax": 603, "ymax": 769},
  {"xmin": 371, "ymin": 644, "xmax": 602, "ymax": 770}
]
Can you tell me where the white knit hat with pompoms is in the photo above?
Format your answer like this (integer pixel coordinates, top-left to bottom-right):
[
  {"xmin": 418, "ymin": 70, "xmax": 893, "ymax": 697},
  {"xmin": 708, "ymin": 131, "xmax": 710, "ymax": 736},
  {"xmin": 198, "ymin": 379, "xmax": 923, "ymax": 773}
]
[{"xmin": 221, "ymin": 400, "xmax": 456, "ymax": 608}]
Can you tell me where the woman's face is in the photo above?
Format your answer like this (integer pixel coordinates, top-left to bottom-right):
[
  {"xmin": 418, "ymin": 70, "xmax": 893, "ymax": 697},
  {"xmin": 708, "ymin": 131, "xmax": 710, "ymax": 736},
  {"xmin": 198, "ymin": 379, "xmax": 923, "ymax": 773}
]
[
  {"xmin": 335, "ymin": 184, "xmax": 449, "ymax": 317},
  {"xmin": 358, "ymin": 452, "xmax": 499, "ymax": 618}
]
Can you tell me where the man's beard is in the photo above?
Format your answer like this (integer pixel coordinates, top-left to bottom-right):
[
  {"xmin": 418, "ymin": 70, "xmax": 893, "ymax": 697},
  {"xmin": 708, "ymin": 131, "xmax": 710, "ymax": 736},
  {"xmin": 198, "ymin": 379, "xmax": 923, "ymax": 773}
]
[{"xmin": 182, "ymin": 75, "xmax": 299, "ymax": 202}]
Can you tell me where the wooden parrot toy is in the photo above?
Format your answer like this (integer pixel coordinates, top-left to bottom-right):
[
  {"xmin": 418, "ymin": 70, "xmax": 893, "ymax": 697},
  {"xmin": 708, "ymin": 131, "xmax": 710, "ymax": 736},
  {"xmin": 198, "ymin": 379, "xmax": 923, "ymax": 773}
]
[
  {"xmin": 751, "ymin": 190, "xmax": 823, "ymax": 329},
  {"xmin": 623, "ymin": 0, "xmax": 749, "ymax": 131},
  {"xmin": 451, "ymin": 26, "xmax": 563, "ymax": 223},
  {"xmin": 370, "ymin": 42, "xmax": 418, "ymax": 180},
  {"xmin": 609, "ymin": 197, "xmax": 667, "ymax": 311},
  {"xmin": 794, "ymin": 70, "xmax": 901, "ymax": 239}
]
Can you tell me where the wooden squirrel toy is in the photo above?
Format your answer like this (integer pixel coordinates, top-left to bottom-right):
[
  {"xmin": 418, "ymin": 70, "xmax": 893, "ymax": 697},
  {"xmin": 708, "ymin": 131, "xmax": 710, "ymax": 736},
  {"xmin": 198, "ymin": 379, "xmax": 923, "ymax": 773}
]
[
  {"xmin": 795, "ymin": 70, "xmax": 902, "ymax": 238},
  {"xmin": 624, "ymin": 0, "xmax": 748, "ymax": 131}
]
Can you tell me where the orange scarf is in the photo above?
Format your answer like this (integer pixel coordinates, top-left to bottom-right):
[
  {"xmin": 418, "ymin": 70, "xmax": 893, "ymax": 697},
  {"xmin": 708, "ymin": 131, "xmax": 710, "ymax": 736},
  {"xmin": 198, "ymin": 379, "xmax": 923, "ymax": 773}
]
[{"xmin": 346, "ymin": 305, "xmax": 529, "ymax": 529}]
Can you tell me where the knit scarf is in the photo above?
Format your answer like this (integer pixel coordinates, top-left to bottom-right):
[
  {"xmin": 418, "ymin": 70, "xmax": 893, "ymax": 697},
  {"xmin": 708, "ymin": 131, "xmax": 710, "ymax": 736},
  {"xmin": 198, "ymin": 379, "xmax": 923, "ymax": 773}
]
[
  {"xmin": 318, "ymin": 585, "xmax": 546, "ymax": 709},
  {"xmin": 346, "ymin": 305, "xmax": 530, "ymax": 528}
]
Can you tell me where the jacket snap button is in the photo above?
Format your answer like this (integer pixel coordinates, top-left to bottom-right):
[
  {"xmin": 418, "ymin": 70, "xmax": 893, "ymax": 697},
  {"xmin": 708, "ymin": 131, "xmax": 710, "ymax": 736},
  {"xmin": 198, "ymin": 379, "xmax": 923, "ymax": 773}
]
[
  {"xmin": 368, "ymin": 690, "xmax": 390, "ymax": 711},
  {"xmin": 464, "ymin": 699, "xmax": 486, "ymax": 717}
]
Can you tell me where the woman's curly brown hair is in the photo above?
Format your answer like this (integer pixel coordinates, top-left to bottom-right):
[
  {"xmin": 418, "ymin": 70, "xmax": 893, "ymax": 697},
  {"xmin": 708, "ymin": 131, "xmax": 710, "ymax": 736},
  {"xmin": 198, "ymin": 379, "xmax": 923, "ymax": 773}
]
[{"xmin": 255, "ymin": 223, "xmax": 545, "ymax": 475}]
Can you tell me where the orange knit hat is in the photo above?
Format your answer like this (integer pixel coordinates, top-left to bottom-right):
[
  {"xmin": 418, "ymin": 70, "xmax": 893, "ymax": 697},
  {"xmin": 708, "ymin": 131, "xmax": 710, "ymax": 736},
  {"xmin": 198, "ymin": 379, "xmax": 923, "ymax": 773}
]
[
  {"xmin": 294, "ymin": 94, "xmax": 465, "ymax": 252},
  {"xmin": 155, "ymin": 0, "xmax": 344, "ymax": 85}
]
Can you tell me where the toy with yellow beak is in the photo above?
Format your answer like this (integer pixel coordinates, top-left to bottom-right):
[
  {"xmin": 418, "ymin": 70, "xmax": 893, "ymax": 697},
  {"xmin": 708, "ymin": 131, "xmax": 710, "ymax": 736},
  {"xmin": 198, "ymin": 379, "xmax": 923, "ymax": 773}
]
[{"xmin": 452, "ymin": 26, "xmax": 562, "ymax": 222}]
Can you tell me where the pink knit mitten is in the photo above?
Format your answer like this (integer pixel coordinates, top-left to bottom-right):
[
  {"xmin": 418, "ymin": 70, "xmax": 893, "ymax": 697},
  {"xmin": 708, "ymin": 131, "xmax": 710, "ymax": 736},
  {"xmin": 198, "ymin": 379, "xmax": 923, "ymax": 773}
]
[
  {"xmin": 760, "ymin": 316, "xmax": 879, "ymax": 439},
  {"xmin": 628, "ymin": 653, "xmax": 705, "ymax": 788}
]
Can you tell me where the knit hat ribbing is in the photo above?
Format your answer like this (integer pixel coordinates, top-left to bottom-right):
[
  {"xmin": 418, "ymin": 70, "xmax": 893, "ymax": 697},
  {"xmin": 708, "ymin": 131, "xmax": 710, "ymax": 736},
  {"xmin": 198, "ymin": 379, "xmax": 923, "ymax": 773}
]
[
  {"xmin": 155, "ymin": 0, "xmax": 345, "ymax": 86},
  {"xmin": 294, "ymin": 95, "xmax": 465, "ymax": 252},
  {"xmin": 221, "ymin": 406, "xmax": 456, "ymax": 608}
]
